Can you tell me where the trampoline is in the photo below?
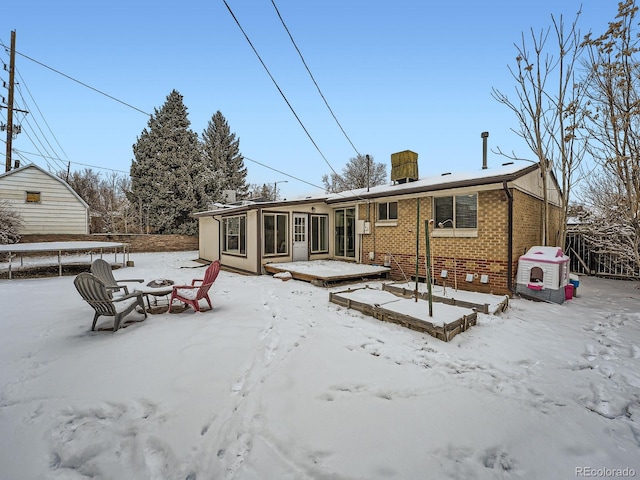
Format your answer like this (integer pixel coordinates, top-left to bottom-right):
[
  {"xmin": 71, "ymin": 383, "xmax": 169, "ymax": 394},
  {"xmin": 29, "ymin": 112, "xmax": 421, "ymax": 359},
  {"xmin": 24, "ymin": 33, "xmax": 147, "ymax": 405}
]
[{"xmin": 0, "ymin": 241, "xmax": 129, "ymax": 279}]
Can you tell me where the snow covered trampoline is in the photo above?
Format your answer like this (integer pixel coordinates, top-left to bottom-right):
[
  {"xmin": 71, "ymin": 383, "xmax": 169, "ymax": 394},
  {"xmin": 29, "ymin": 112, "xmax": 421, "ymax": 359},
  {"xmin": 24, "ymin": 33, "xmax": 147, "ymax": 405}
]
[{"xmin": 0, "ymin": 241, "xmax": 130, "ymax": 279}]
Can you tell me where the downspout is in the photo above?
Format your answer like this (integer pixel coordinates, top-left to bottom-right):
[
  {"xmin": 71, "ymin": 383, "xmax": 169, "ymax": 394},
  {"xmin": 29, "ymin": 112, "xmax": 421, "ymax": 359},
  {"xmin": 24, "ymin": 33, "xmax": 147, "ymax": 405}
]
[
  {"xmin": 213, "ymin": 215, "xmax": 221, "ymax": 261},
  {"xmin": 502, "ymin": 181, "xmax": 514, "ymax": 293}
]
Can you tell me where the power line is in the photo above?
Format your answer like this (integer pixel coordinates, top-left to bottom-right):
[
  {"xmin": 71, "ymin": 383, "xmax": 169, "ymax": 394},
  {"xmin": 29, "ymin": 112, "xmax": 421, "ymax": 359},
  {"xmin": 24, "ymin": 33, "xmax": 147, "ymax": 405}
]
[
  {"xmin": 0, "ymin": 42, "xmax": 152, "ymax": 117},
  {"xmin": 0, "ymin": 141, "xmax": 129, "ymax": 174},
  {"xmin": 0, "ymin": 38, "xmax": 141, "ymax": 176},
  {"xmin": 243, "ymin": 155, "xmax": 324, "ymax": 192},
  {"xmin": 13, "ymin": 96, "xmax": 67, "ymax": 172},
  {"xmin": 15, "ymin": 66, "xmax": 70, "ymax": 162},
  {"xmin": 270, "ymin": 0, "xmax": 361, "ymax": 158},
  {"xmin": 222, "ymin": 0, "xmax": 342, "ymax": 181},
  {"xmin": 0, "ymin": 35, "xmax": 351, "ymax": 196},
  {"xmin": 223, "ymin": 2, "xmax": 367, "ymax": 201}
]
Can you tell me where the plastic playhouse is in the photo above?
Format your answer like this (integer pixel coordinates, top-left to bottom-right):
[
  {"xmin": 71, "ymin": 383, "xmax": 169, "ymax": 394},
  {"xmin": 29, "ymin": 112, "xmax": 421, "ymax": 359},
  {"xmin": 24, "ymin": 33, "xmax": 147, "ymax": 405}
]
[{"xmin": 515, "ymin": 246, "xmax": 572, "ymax": 304}]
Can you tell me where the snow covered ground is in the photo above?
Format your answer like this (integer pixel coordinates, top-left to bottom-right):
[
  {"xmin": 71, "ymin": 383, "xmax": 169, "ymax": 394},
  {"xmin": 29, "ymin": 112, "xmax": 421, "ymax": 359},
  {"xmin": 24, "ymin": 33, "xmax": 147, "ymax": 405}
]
[{"xmin": 1, "ymin": 251, "xmax": 639, "ymax": 479}]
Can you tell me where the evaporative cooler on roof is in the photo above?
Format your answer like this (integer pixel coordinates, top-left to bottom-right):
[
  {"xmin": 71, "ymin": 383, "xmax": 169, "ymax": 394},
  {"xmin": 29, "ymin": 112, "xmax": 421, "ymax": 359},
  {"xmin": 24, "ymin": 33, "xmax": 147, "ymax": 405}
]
[{"xmin": 391, "ymin": 150, "xmax": 419, "ymax": 184}]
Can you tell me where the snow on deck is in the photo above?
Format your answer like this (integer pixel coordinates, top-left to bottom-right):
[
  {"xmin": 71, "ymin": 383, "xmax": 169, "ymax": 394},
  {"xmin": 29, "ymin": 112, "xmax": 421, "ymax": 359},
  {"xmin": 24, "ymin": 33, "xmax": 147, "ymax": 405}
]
[{"xmin": 265, "ymin": 260, "xmax": 390, "ymax": 282}]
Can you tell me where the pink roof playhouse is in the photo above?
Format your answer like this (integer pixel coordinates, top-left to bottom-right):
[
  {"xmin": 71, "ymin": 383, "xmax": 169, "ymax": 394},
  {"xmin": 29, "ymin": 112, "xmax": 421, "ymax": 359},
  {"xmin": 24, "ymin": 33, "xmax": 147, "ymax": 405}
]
[{"xmin": 515, "ymin": 246, "xmax": 572, "ymax": 304}]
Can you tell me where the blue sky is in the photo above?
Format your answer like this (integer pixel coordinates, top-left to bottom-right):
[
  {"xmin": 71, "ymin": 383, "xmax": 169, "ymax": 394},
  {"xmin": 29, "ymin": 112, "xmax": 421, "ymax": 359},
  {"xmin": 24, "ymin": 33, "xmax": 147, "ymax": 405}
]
[{"xmin": 2, "ymin": 1, "xmax": 615, "ymax": 199}]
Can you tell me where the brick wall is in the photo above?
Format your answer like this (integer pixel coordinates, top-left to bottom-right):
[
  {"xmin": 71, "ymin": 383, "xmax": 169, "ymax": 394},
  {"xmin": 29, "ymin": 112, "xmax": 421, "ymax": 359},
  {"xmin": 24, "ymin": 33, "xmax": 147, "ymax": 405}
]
[
  {"xmin": 359, "ymin": 188, "xmax": 550, "ymax": 296},
  {"xmin": 511, "ymin": 189, "xmax": 564, "ymax": 256},
  {"xmin": 18, "ymin": 234, "xmax": 198, "ymax": 253}
]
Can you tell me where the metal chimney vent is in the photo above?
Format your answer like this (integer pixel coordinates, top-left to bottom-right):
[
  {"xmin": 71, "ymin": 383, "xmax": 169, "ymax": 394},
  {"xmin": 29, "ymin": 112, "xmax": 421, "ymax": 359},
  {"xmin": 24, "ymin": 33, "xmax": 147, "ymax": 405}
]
[{"xmin": 481, "ymin": 132, "xmax": 489, "ymax": 169}]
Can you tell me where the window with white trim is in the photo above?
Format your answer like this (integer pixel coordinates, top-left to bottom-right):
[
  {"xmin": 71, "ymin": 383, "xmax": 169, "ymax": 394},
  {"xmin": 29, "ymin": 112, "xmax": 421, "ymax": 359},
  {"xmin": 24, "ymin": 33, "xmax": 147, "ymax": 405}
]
[
  {"xmin": 377, "ymin": 201, "xmax": 398, "ymax": 221},
  {"xmin": 310, "ymin": 214, "xmax": 328, "ymax": 253},
  {"xmin": 222, "ymin": 215, "xmax": 246, "ymax": 255},
  {"xmin": 434, "ymin": 194, "xmax": 477, "ymax": 229},
  {"xmin": 264, "ymin": 213, "xmax": 288, "ymax": 255}
]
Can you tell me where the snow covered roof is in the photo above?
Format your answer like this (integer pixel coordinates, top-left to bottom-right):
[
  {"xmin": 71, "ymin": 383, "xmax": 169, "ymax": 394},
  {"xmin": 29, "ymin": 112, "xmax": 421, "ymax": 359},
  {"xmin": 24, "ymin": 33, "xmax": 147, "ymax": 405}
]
[
  {"xmin": 325, "ymin": 162, "xmax": 537, "ymax": 203},
  {"xmin": 193, "ymin": 162, "xmax": 538, "ymax": 216}
]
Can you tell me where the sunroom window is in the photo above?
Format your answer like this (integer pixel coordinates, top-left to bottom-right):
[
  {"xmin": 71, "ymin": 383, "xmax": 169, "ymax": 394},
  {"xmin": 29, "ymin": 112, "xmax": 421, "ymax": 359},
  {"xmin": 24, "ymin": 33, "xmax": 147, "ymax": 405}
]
[
  {"xmin": 222, "ymin": 215, "xmax": 246, "ymax": 255},
  {"xmin": 264, "ymin": 213, "xmax": 288, "ymax": 255}
]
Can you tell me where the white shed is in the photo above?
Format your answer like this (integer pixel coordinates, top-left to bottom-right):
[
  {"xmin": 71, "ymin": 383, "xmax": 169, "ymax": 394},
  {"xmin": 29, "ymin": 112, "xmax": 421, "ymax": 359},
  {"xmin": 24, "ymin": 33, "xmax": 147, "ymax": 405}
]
[
  {"xmin": 0, "ymin": 164, "xmax": 89, "ymax": 234},
  {"xmin": 515, "ymin": 246, "xmax": 571, "ymax": 303}
]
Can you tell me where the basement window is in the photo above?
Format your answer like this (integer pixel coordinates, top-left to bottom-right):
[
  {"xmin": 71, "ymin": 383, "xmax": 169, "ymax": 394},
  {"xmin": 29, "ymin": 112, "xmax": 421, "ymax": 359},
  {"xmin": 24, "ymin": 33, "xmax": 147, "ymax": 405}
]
[{"xmin": 26, "ymin": 191, "xmax": 41, "ymax": 203}]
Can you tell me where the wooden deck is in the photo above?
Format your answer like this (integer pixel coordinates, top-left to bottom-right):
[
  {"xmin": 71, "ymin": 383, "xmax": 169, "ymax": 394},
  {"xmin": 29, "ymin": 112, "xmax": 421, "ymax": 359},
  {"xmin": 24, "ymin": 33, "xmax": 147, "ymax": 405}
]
[{"xmin": 263, "ymin": 260, "xmax": 390, "ymax": 286}]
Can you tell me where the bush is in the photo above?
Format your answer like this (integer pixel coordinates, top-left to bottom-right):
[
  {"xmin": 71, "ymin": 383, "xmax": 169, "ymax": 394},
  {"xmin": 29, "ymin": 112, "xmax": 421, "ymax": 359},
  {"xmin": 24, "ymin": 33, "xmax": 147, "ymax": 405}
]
[{"xmin": 0, "ymin": 200, "xmax": 22, "ymax": 244}]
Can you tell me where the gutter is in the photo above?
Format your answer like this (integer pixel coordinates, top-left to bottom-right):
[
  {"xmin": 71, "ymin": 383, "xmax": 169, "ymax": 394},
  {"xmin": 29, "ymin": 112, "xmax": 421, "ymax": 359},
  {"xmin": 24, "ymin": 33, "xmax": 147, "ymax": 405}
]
[
  {"xmin": 326, "ymin": 165, "xmax": 539, "ymax": 204},
  {"xmin": 503, "ymin": 181, "xmax": 514, "ymax": 293}
]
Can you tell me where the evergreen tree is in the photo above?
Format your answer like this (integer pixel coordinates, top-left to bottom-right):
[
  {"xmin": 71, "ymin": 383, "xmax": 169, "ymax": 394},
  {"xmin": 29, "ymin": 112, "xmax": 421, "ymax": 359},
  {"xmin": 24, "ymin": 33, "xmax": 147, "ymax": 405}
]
[
  {"xmin": 129, "ymin": 90, "xmax": 203, "ymax": 235},
  {"xmin": 202, "ymin": 111, "xmax": 248, "ymax": 200},
  {"xmin": 322, "ymin": 154, "xmax": 386, "ymax": 193}
]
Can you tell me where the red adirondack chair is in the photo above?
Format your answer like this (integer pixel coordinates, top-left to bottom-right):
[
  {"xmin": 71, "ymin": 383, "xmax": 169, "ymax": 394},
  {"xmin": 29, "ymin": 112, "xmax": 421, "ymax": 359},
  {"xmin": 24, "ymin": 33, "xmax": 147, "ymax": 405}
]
[{"xmin": 168, "ymin": 261, "xmax": 221, "ymax": 313}]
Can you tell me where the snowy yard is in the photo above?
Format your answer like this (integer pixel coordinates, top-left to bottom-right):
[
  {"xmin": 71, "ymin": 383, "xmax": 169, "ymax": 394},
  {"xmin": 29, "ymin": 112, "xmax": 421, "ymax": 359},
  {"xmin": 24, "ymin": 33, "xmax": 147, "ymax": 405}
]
[{"xmin": 1, "ymin": 251, "xmax": 639, "ymax": 479}]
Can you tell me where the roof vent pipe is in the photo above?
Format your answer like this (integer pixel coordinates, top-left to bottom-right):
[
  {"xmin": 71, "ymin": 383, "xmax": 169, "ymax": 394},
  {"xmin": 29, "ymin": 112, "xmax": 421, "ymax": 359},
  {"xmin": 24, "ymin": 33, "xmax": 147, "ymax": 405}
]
[{"xmin": 481, "ymin": 131, "xmax": 489, "ymax": 169}]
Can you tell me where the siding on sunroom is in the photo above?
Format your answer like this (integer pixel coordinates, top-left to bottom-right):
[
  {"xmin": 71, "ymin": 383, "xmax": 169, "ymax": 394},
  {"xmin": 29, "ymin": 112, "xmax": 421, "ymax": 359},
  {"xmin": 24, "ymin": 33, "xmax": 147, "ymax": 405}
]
[{"xmin": 0, "ymin": 167, "xmax": 88, "ymax": 234}]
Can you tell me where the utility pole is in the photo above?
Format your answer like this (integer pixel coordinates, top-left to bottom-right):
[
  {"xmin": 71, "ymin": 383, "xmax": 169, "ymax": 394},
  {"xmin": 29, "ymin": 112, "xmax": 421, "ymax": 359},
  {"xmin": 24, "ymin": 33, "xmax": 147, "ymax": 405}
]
[
  {"xmin": 4, "ymin": 30, "xmax": 16, "ymax": 172},
  {"xmin": 2, "ymin": 30, "xmax": 27, "ymax": 172}
]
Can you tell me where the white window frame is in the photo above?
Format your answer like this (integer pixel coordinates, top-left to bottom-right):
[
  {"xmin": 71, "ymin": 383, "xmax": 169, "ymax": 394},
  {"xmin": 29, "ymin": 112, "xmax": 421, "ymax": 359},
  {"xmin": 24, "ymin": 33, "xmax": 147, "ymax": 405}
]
[
  {"xmin": 263, "ymin": 212, "xmax": 288, "ymax": 256},
  {"xmin": 222, "ymin": 215, "xmax": 246, "ymax": 256},
  {"xmin": 310, "ymin": 214, "xmax": 329, "ymax": 253},
  {"xmin": 377, "ymin": 201, "xmax": 398, "ymax": 221},
  {"xmin": 432, "ymin": 193, "xmax": 478, "ymax": 237}
]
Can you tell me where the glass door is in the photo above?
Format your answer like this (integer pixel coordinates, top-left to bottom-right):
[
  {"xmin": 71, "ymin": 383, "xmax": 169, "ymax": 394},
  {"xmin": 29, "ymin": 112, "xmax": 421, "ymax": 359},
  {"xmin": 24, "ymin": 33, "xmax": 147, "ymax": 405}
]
[{"xmin": 334, "ymin": 208, "xmax": 355, "ymax": 258}]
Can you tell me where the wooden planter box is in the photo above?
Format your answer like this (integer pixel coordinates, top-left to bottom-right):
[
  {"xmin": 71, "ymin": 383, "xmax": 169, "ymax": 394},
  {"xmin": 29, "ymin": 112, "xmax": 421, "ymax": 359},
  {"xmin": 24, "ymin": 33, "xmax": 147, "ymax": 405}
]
[
  {"xmin": 381, "ymin": 283, "xmax": 509, "ymax": 315},
  {"xmin": 329, "ymin": 287, "xmax": 479, "ymax": 342}
]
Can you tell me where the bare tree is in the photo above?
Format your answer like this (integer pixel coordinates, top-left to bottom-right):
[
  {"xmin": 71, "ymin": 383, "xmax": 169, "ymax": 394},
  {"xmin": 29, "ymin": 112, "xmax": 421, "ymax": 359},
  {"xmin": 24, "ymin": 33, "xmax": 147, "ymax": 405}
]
[
  {"xmin": 244, "ymin": 183, "xmax": 274, "ymax": 201},
  {"xmin": 581, "ymin": 0, "xmax": 640, "ymax": 273},
  {"xmin": 61, "ymin": 169, "xmax": 131, "ymax": 233},
  {"xmin": 322, "ymin": 154, "xmax": 386, "ymax": 193},
  {"xmin": 492, "ymin": 10, "xmax": 587, "ymax": 246},
  {"xmin": 573, "ymin": 169, "xmax": 640, "ymax": 277}
]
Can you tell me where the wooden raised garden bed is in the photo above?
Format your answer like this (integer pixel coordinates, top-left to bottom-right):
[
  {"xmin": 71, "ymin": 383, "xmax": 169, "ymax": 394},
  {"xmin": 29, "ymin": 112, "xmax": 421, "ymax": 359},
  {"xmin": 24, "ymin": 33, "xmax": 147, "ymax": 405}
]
[{"xmin": 329, "ymin": 287, "xmax": 479, "ymax": 342}]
